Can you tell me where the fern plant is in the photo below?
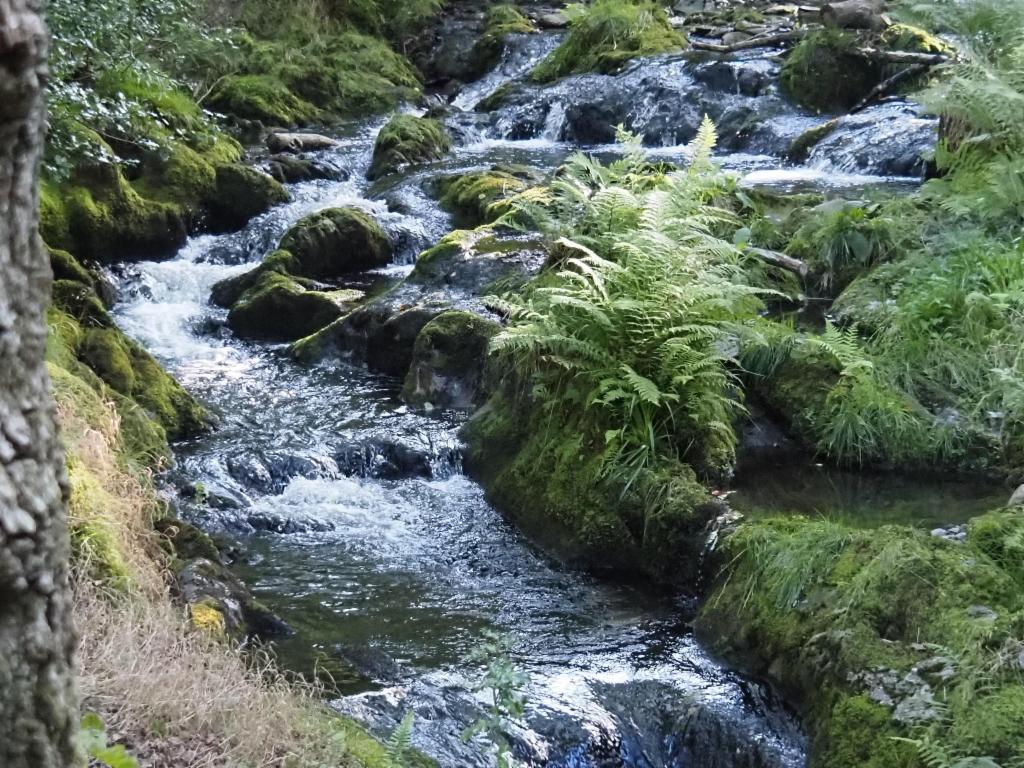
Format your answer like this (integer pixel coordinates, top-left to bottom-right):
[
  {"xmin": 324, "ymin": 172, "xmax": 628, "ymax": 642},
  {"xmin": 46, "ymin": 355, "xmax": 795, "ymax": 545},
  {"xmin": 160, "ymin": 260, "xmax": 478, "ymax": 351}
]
[
  {"xmin": 492, "ymin": 120, "xmax": 764, "ymax": 480},
  {"xmin": 386, "ymin": 711, "xmax": 415, "ymax": 768}
]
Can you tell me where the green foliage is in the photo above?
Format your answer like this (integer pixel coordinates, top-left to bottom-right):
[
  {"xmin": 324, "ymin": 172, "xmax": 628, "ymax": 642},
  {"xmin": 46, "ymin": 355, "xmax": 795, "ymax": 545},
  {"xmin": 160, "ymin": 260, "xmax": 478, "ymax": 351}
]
[
  {"xmin": 531, "ymin": 0, "xmax": 686, "ymax": 82},
  {"xmin": 463, "ymin": 632, "xmax": 529, "ymax": 768},
  {"xmin": 79, "ymin": 712, "xmax": 140, "ymax": 768},
  {"xmin": 493, "ymin": 122, "xmax": 762, "ymax": 479},
  {"xmin": 701, "ymin": 511, "xmax": 1024, "ymax": 767},
  {"xmin": 386, "ymin": 711, "xmax": 416, "ymax": 768},
  {"xmin": 788, "ymin": 201, "xmax": 901, "ymax": 292}
]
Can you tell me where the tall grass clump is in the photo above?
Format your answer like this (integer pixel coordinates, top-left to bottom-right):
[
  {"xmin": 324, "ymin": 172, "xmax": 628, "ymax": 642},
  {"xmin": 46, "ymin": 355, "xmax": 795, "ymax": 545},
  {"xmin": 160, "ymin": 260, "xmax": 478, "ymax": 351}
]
[
  {"xmin": 531, "ymin": 0, "xmax": 686, "ymax": 82},
  {"xmin": 491, "ymin": 121, "xmax": 764, "ymax": 479}
]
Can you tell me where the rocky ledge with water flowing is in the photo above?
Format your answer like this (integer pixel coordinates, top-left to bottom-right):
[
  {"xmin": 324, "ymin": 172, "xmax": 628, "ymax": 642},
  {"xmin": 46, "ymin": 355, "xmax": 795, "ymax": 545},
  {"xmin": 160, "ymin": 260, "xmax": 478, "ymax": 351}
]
[{"xmin": 46, "ymin": 1, "xmax": 1024, "ymax": 766}]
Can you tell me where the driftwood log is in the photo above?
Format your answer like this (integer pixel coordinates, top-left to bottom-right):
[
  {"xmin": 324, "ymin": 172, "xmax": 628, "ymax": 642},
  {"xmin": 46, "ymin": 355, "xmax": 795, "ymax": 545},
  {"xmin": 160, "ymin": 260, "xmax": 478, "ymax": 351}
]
[
  {"xmin": 745, "ymin": 247, "xmax": 810, "ymax": 278},
  {"xmin": 691, "ymin": 29, "xmax": 806, "ymax": 53}
]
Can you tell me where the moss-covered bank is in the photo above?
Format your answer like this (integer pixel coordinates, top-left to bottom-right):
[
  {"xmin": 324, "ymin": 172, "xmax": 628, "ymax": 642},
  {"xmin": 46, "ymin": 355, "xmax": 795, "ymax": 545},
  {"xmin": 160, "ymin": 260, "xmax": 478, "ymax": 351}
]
[
  {"xmin": 697, "ymin": 512, "xmax": 1024, "ymax": 767},
  {"xmin": 368, "ymin": 114, "xmax": 453, "ymax": 180},
  {"xmin": 462, "ymin": 392, "xmax": 724, "ymax": 584}
]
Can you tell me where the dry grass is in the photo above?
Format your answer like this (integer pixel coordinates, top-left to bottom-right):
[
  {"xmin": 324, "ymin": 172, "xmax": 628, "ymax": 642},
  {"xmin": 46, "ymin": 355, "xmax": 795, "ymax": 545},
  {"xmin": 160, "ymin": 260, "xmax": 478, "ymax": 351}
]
[
  {"xmin": 52, "ymin": 370, "xmax": 366, "ymax": 768},
  {"xmin": 74, "ymin": 583, "xmax": 354, "ymax": 768}
]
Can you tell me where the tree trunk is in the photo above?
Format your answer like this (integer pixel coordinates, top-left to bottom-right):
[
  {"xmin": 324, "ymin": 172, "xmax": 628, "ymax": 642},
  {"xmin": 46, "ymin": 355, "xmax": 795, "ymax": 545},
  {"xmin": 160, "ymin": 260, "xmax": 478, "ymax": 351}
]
[{"xmin": 0, "ymin": 2, "xmax": 79, "ymax": 767}]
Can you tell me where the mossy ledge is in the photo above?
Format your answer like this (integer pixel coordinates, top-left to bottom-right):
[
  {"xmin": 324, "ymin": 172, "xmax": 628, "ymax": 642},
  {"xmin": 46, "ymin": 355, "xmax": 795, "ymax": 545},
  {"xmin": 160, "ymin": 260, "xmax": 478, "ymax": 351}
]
[
  {"xmin": 461, "ymin": 391, "xmax": 724, "ymax": 584},
  {"xmin": 696, "ymin": 513, "xmax": 1024, "ymax": 767}
]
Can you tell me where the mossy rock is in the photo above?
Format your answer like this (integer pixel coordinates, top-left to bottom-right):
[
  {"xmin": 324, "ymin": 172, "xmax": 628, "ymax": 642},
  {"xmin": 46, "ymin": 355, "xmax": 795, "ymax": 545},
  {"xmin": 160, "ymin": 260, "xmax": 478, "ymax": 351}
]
[
  {"xmin": 467, "ymin": 5, "xmax": 537, "ymax": 81},
  {"xmin": 227, "ymin": 272, "xmax": 362, "ymax": 341},
  {"xmin": 211, "ymin": 249, "xmax": 303, "ymax": 308},
  {"xmin": 437, "ymin": 165, "xmax": 539, "ymax": 227},
  {"xmin": 207, "ymin": 164, "xmax": 289, "ymax": 231},
  {"xmin": 279, "ymin": 207, "xmax": 393, "ymax": 278},
  {"xmin": 786, "ymin": 119, "xmax": 840, "ymax": 163},
  {"xmin": 52, "ymin": 279, "xmax": 113, "ymax": 327},
  {"xmin": 531, "ymin": 0, "xmax": 686, "ymax": 83},
  {"xmin": 781, "ymin": 30, "xmax": 881, "ymax": 113},
  {"xmin": 461, "ymin": 392, "xmax": 721, "ymax": 583},
  {"xmin": 367, "ymin": 115, "xmax": 452, "ymax": 180},
  {"xmin": 79, "ymin": 328, "xmax": 137, "ymax": 394},
  {"xmin": 208, "ymin": 74, "xmax": 321, "ymax": 126},
  {"xmin": 64, "ymin": 164, "xmax": 189, "ymax": 263},
  {"xmin": 401, "ymin": 311, "xmax": 501, "ymax": 409},
  {"xmin": 880, "ymin": 23, "xmax": 956, "ymax": 57},
  {"xmin": 696, "ymin": 512, "xmax": 1024, "ymax": 767},
  {"xmin": 48, "ymin": 246, "xmax": 93, "ymax": 286}
]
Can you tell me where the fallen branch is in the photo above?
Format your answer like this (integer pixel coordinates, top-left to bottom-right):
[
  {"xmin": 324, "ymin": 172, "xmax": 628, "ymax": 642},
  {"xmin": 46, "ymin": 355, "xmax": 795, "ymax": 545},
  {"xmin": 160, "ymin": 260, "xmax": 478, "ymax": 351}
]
[
  {"xmin": 851, "ymin": 62, "xmax": 928, "ymax": 112},
  {"xmin": 745, "ymin": 246, "xmax": 810, "ymax": 278},
  {"xmin": 691, "ymin": 29, "xmax": 806, "ymax": 53},
  {"xmin": 855, "ymin": 47, "xmax": 951, "ymax": 65}
]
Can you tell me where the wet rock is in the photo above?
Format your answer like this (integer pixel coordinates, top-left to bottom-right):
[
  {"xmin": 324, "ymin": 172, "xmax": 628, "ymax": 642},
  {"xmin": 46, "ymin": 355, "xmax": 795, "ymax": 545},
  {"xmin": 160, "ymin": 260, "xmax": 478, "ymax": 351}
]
[
  {"xmin": 780, "ymin": 30, "xmax": 880, "ymax": 113},
  {"xmin": 402, "ymin": 311, "xmax": 500, "ymax": 410},
  {"xmin": 930, "ymin": 525, "xmax": 967, "ymax": 543},
  {"xmin": 207, "ymin": 164, "xmax": 289, "ymax": 232},
  {"xmin": 266, "ymin": 131, "xmax": 340, "ymax": 154},
  {"xmin": 266, "ymin": 153, "xmax": 350, "ymax": 184},
  {"xmin": 334, "ymin": 437, "xmax": 437, "ymax": 480},
  {"xmin": 227, "ymin": 272, "xmax": 362, "ymax": 341},
  {"xmin": 409, "ymin": 229, "xmax": 546, "ymax": 295},
  {"xmin": 279, "ymin": 207, "xmax": 394, "ymax": 278},
  {"xmin": 178, "ymin": 557, "xmax": 290, "ymax": 638},
  {"xmin": 244, "ymin": 511, "xmax": 336, "ymax": 535},
  {"xmin": 367, "ymin": 115, "xmax": 453, "ymax": 180},
  {"xmin": 536, "ymin": 11, "xmax": 569, "ymax": 29}
]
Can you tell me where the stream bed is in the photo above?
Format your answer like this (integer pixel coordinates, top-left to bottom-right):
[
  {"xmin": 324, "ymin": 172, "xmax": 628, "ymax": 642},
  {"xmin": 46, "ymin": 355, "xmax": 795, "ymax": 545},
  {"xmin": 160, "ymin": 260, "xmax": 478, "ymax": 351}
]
[{"xmin": 109, "ymin": 33, "xmax": 964, "ymax": 768}]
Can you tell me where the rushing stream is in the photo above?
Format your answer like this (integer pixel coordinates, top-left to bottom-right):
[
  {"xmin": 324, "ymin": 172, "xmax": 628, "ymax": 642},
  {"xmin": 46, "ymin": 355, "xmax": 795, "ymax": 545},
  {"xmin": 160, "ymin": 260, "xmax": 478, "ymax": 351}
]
[{"xmin": 110, "ymin": 31, "xmax": 954, "ymax": 768}]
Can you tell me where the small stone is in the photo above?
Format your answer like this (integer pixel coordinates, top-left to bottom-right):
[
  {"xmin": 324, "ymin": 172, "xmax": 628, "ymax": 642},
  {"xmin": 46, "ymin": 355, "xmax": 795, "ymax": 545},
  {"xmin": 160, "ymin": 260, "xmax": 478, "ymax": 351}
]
[
  {"xmin": 967, "ymin": 605, "xmax": 998, "ymax": 622},
  {"xmin": 537, "ymin": 11, "xmax": 569, "ymax": 29}
]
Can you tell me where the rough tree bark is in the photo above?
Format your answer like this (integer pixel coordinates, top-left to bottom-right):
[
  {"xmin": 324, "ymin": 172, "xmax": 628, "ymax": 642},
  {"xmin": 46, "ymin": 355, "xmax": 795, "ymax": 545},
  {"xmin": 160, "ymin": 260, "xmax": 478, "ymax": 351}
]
[{"xmin": 0, "ymin": 2, "xmax": 79, "ymax": 767}]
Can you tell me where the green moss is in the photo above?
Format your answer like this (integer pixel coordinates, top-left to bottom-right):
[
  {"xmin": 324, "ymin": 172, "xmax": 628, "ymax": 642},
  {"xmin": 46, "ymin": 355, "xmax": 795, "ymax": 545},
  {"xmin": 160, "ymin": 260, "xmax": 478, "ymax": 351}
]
[
  {"xmin": 367, "ymin": 115, "xmax": 453, "ymax": 180},
  {"xmin": 67, "ymin": 461, "xmax": 134, "ymax": 589},
  {"xmin": 40, "ymin": 180, "xmax": 72, "ymax": 250},
  {"xmin": 820, "ymin": 695, "xmax": 917, "ymax": 768},
  {"xmin": 474, "ymin": 82, "xmax": 519, "ymax": 113},
  {"xmin": 211, "ymin": 250, "xmax": 302, "ymax": 308},
  {"xmin": 79, "ymin": 328, "xmax": 137, "ymax": 393},
  {"xmin": 787, "ymin": 119, "xmax": 840, "ymax": 163},
  {"xmin": 128, "ymin": 348, "xmax": 207, "ymax": 440},
  {"xmin": 461, "ymin": 391, "xmax": 719, "ymax": 582},
  {"xmin": 881, "ymin": 23, "xmax": 956, "ymax": 57},
  {"xmin": 48, "ymin": 246, "xmax": 93, "ymax": 285},
  {"xmin": 697, "ymin": 512, "xmax": 1024, "ymax": 767},
  {"xmin": 208, "ymin": 74, "xmax": 321, "ymax": 126},
  {"xmin": 52, "ymin": 279, "xmax": 112, "ymax": 327},
  {"xmin": 207, "ymin": 164, "xmax": 289, "ymax": 231},
  {"xmin": 531, "ymin": 0, "xmax": 686, "ymax": 83},
  {"xmin": 781, "ymin": 30, "xmax": 881, "ymax": 113},
  {"xmin": 227, "ymin": 272, "xmax": 360, "ymax": 341},
  {"xmin": 278, "ymin": 207, "xmax": 392, "ymax": 277},
  {"xmin": 437, "ymin": 166, "xmax": 537, "ymax": 227}
]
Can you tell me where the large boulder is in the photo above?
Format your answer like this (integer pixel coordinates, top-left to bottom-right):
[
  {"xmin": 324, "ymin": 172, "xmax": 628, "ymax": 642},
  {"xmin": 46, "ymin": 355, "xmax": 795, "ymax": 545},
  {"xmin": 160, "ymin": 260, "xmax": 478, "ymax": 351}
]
[
  {"xmin": 227, "ymin": 271, "xmax": 363, "ymax": 341},
  {"xmin": 279, "ymin": 207, "xmax": 393, "ymax": 278},
  {"xmin": 402, "ymin": 311, "xmax": 500, "ymax": 410},
  {"xmin": 207, "ymin": 164, "xmax": 288, "ymax": 231},
  {"xmin": 436, "ymin": 165, "xmax": 541, "ymax": 227},
  {"xmin": 266, "ymin": 153, "xmax": 350, "ymax": 184},
  {"xmin": 367, "ymin": 115, "xmax": 452, "ymax": 180},
  {"xmin": 780, "ymin": 29, "xmax": 880, "ymax": 113}
]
